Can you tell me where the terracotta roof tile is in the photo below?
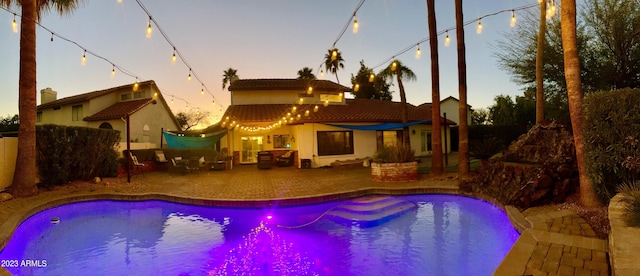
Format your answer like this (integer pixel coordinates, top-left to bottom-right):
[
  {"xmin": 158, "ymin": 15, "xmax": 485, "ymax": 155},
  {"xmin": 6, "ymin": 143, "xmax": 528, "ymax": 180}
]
[
  {"xmin": 228, "ymin": 79, "xmax": 352, "ymax": 92},
  {"xmin": 84, "ymin": 99, "xmax": 153, "ymax": 121},
  {"xmin": 37, "ymin": 80, "xmax": 155, "ymax": 110},
  {"xmin": 221, "ymin": 99, "xmax": 454, "ymax": 126}
]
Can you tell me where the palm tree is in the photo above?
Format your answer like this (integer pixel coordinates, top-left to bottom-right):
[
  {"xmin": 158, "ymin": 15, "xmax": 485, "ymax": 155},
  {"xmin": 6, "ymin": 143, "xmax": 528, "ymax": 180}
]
[
  {"xmin": 222, "ymin": 68, "xmax": 239, "ymax": 90},
  {"xmin": 536, "ymin": 0, "xmax": 547, "ymax": 124},
  {"xmin": 324, "ymin": 48, "xmax": 345, "ymax": 83},
  {"xmin": 1, "ymin": 0, "xmax": 81, "ymax": 197},
  {"xmin": 427, "ymin": 0, "xmax": 444, "ymax": 176},
  {"xmin": 560, "ymin": 0, "xmax": 602, "ymax": 207},
  {"xmin": 454, "ymin": 0, "xmax": 470, "ymax": 177},
  {"xmin": 297, "ymin": 67, "xmax": 316, "ymax": 80},
  {"xmin": 379, "ymin": 59, "xmax": 416, "ymax": 149}
]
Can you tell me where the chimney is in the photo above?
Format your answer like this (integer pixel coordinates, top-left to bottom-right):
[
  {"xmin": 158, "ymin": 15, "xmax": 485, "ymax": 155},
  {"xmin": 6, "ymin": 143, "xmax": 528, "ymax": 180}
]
[{"xmin": 40, "ymin": 88, "xmax": 57, "ymax": 104}]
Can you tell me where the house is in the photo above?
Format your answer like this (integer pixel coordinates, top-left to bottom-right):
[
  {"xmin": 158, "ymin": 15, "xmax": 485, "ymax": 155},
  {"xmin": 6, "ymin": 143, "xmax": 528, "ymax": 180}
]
[
  {"xmin": 36, "ymin": 80, "xmax": 181, "ymax": 148},
  {"xmin": 439, "ymin": 96, "xmax": 472, "ymax": 125},
  {"xmin": 218, "ymin": 79, "xmax": 455, "ymax": 168}
]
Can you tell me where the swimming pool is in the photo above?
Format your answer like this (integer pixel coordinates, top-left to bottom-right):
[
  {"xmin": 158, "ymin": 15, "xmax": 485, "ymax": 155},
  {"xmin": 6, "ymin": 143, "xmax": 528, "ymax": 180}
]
[{"xmin": 0, "ymin": 195, "xmax": 518, "ymax": 275}]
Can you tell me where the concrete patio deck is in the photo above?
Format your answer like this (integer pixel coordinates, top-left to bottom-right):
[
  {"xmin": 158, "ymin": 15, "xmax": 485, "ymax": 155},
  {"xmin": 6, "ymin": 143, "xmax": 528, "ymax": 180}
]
[{"xmin": 0, "ymin": 165, "xmax": 610, "ymax": 275}]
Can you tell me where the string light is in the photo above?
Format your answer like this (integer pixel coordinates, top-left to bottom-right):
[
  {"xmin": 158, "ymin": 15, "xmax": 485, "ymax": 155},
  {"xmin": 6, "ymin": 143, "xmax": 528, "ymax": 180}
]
[
  {"xmin": 445, "ymin": 31, "xmax": 450, "ymax": 46},
  {"xmin": 319, "ymin": 70, "xmax": 325, "ymax": 78},
  {"xmin": 111, "ymin": 64, "xmax": 116, "ymax": 78},
  {"xmin": 187, "ymin": 69, "xmax": 192, "ymax": 81},
  {"xmin": 331, "ymin": 49, "xmax": 338, "ymax": 61},
  {"xmin": 305, "ymin": 110, "xmax": 310, "ymax": 117},
  {"xmin": 50, "ymin": 32, "xmax": 54, "ymax": 42},
  {"xmin": 81, "ymin": 50, "xmax": 86, "ymax": 65},
  {"xmin": 368, "ymin": 73, "xmax": 375, "ymax": 82},
  {"xmin": 133, "ymin": 78, "xmax": 139, "ymax": 91},
  {"xmin": 476, "ymin": 19, "xmax": 483, "ymax": 34},
  {"xmin": 117, "ymin": 0, "xmax": 123, "ymax": 3},
  {"xmin": 11, "ymin": 13, "xmax": 17, "ymax": 33},
  {"xmin": 391, "ymin": 60, "xmax": 397, "ymax": 71},
  {"xmin": 352, "ymin": 14, "xmax": 359, "ymax": 33},
  {"xmin": 201, "ymin": 85, "xmax": 205, "ymax": 95},
  {"xmin": 171, "ymin": 48, "xmax": 176, "ymax": 64},
  {"xmin": 510, "ymin": 10, "xmax": 516, "ymax": 27},
  {"xmin": 314, "ymin": 105, "xmax": 319, "ymax": 112},
  {"xmin": 324, "ymin": 100, "xmax": 329, "ymax": 107},
  {"xmin": 146, "ymin": 17, "xmax": 152, "ymax": 38},
  {"xmin": 354, "ymin": 83, "xmax": 360, "ymax": 92},
  {"xmin": 415, "ymin": 45, "xmax": 421, "ymax": 59},
  {"xmin": 307, "ymin": 86, "xmax": 313, "ymax": 94}
]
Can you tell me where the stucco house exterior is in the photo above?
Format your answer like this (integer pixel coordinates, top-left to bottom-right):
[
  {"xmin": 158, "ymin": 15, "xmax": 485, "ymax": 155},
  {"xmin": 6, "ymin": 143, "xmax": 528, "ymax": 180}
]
[
  {"xmin": 218, "ymin": 79, "xmax": 454, "ymax": 168},
  {"xmin": 36, "ymin": 80, "xmax": 181, "ymax": 147}
]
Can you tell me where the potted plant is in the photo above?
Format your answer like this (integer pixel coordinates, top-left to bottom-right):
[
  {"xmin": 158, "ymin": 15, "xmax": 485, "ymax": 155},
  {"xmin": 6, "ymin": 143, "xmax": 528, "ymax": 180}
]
[{"xmin": 371, "ymin": 143, "xmax": 418, "ymax": 181}]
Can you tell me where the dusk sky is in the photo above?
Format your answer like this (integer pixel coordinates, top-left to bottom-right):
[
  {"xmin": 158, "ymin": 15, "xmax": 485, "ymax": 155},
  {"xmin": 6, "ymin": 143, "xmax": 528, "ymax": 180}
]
[{"xmin": 1, "ymin": 0, "xmax": 543, "ymax": 126}]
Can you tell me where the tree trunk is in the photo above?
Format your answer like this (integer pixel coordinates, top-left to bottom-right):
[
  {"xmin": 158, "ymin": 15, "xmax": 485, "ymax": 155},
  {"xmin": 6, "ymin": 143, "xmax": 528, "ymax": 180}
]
[
  {"xmin": 397, "ymin": 75, "xmax": 410, "ymax": 148},
  {"xmin": 536, "ymin": 1, "xmax": 547, "ymax": 124},
  {"xmin": 427, "ymin": 0, "xmax": 444, "ymax": 175},
  {"xmin": 10, "ymin": 0, "xmax": 39, "ymax": 197},
  {"xmin": 455, "ymin": 0, "xmax": 470, "ymax": 178},
  {"xmin": 560, "ymin": 0, "xmax": 602, "ymax": 207}
]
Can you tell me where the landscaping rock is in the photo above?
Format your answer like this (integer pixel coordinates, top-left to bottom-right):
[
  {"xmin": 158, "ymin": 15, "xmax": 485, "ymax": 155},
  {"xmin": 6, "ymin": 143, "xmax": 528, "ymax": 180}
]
[
  {"xmin": 0, "ymin": 192, "xmax": 13, "ymax": 202},
  {"xmin": 469, "ymin": 121, "xmax": 578, "ymax": 209}
]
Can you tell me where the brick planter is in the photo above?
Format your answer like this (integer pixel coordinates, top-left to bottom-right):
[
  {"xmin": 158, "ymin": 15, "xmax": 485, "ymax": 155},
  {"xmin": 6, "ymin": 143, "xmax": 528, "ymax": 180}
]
[{"xmin": 370, "ymin": 161, "xmax": 418, "ymax": 182}]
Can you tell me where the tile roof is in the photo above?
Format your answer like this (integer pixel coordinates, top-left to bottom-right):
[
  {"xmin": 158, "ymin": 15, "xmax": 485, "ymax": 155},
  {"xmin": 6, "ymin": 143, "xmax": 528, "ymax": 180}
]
[
  {"xmin": 84, "ymin": 99, "xmax": 154, "ymax": 121},
  {"xmin": 221, "ymin": 98, "xmax": 456, "ymax": 126},
  {"xmin": 37, "ymin": 80, "xmax": 155, "ymax": 110},
  {"xmin": 228, "ymin": 79, "xmax": 352, "ymax": 92}
]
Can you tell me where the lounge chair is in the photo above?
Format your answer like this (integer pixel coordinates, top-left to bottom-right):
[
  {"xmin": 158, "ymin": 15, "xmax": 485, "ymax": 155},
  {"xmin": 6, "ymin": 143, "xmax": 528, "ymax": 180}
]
[
  {"xmin": 130, "ymin": 154, "xmax": 145, "ymax": 175},
  {"xmin": 155, "ymin": 150, "xmax": 169, "ymax": 170}
]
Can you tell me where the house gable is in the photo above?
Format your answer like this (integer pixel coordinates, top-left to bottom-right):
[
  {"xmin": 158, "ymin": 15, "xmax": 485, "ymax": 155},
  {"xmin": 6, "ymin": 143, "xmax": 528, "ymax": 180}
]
[{"xmin": 229, "ymin": 79, "xmax": 351, "ymax": 106}]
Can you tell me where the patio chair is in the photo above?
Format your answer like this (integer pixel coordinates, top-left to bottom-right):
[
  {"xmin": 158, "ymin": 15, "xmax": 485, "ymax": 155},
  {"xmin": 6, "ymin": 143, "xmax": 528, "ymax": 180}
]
[
  {"xmin": 130, "ymin": 154, "xmax": 145, "ymax": 175},
  {"xmin": 276, "ymin": 151, "xmax": 295, "ymax": 167},
  {"xmin": 155, "ymin": 150, "xmax": 169, "ymax": 170}
]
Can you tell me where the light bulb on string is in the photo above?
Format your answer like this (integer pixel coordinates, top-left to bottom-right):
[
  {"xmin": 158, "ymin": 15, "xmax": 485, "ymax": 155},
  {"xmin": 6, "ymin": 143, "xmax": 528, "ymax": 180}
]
[
  {"xmin": 368, "ymin": 73, "xmax": 375, "ymax": 83},
  {"xmin": 445, "ymin": 31, "xmax": 451, "ymax": 46},
  {"xmin": 415, "ymin": 45, "xmax": 421, "ymax": 59},
  {"xmin": 292, "ymin": 106, "xmax": 297, "ymax": 113},
  {"xmin": 331, "ymin": 49, "xmax": 338, "ymax": 61},
  {"xmin": 111, "ymin": 65, "xmax": 116, "ymax": 78},
  {"xmin": 146, "ymin": 17, "xmax": 152, "ymax": 38},
  {"xmin": 12, "ymin": 14, "xmax": 18, "ymax": 33},
  {"xmin": 476, "ymin": 19, "xmax": 483, "ymax": 34},
  {"xmin": 50, "ymin": 32, "xmax": 54, "ymax": 42},
  {"xmin": 133, "ymin": 78, "xmax": 139, "ymax": 91},
  {"xmin": 307, "ymin": 86, "xmax": 313, "ymax": 94},
  {"xmin": 298, "ymin": 97, "xmax": 304, "ymax": 104},
  {"xmin": 201, "ymin": 86, "xmax": 205, "ymax": 95},
  {"xmin": 391, "ymin": 60, "xmax": 397, "ymax": 71},
  {"xmin": 171, "ymin": 48, "xmax": 177, "ymax": 64},
  {"xmin": 187, "ymin": 69, "xmax": 192, "ymax": 81},
  {"xmin": 510, "ymin": 10, "xmax": 516, "ymax": 27},
  {"xmin": 117, "ymin": 0, "xmax": 123, "ymax": 3},
  {"xmin": 352, "ymin": 16, "xmax": 359, "ymax": 33},
  {"xmin": 314, "ymin": 105, "xmax": 319, "ymax": 112},
  {"xmin": 354, "ymin": 83, "xmax": 360, "ymax": 92},
  {"xmin": 81, "ymin": 50, "xmax": 86, "ymax": 65},
  {"xmin": 324, "ymin": 100, "xmax": 329, "ymax": 107},
  {"xmin": 319, "ymin": 70, "xmax": 324, "ymax": 78},
  {"xmin": 305, "ymin": 110, "xmax": 310, "ymax": 117}
]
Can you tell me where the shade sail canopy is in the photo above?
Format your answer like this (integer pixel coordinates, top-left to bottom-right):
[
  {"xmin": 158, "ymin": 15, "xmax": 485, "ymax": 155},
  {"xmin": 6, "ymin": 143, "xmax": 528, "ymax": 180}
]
[{"xmin": 163, "ymin": 130, "xmax": 226, "ymax": 149}]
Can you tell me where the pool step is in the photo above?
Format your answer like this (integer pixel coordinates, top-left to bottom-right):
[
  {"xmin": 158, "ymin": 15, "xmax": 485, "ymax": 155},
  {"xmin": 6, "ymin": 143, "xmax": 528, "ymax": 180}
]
[{"xmin": 325, "ymin": 196, "xmax": 417, "ymax": 227}]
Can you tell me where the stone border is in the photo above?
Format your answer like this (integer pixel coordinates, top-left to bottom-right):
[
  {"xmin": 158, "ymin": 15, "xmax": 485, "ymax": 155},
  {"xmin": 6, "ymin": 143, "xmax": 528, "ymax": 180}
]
[{"xmin": 608, "ymin": 193, "xmax": 640, "ymax": 275}]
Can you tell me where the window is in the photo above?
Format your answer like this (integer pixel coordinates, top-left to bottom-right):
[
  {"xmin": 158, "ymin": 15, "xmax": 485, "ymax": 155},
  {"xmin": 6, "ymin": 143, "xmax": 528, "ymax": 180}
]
[
  {"xmin": 421, "ymin": 131, "xmax": 433, "ymax": 152},
  {"xmin": 121, "ymin": 93, "xmax": 132, "ymax": 101},
  {"xmin": 382, "ymin": 130, "xmax": 401, "ymax": 146},
  {"xmin": 317, "ymin": 131, "xmax": 353, "ymax": 156},
  {"xmin": 72, "ymin": 105, "xmax": 83, "ymax": 121},
  {"xmin": 99, "ymin": 122, "xmax": 113, "ymax": 129},
  {"xmin": 134, "ymin": 90, "xmax": 146, "ymax": 99},
  {"xmin": 273, "ymin": 135, "xmax": 290, "ymax": 148},
  {"xmin": 37, "ymin": 112, "xmax": 42, "ymax": 123}
]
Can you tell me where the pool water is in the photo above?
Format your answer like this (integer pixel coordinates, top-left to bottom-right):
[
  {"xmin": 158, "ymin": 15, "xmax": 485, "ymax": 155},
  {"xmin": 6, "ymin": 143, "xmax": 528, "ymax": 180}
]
[{"xmin": 0, "ymin": 195, "xmax": 518, "ymax": 275}]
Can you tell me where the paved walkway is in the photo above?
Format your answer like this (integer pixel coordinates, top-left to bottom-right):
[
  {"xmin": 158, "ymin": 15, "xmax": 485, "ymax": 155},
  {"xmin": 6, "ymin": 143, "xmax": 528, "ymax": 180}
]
[{"xmin": 0, "ymin": 165, "xmax": 610, "ymax": 275}]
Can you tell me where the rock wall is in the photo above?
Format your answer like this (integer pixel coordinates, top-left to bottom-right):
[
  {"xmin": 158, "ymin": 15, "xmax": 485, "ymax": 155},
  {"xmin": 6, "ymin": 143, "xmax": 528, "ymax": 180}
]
[{"xmin": 468, "ymin": 121, "xmax": 579, "ymax": 209}]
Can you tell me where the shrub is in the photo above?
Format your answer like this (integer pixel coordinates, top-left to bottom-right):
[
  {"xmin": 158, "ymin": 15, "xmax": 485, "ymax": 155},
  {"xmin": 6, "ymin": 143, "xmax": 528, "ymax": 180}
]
[
  {"xmin": 469, "ymin": 137, "xmax": 504, "ymax": 160},
  {"xmin": 37, "ymin": 125, "xmax": 120, "ymax": 188},
  {"xmin": 618, "ymin": 181, "xmax": 640, "ymax": 227},
  {"xmin": 583, "ymin": 88, "xmax": 640, "ymax": 202},
  {"xmin": 373, "ymin": 143, "xmax": 415, "ymax": 163}
]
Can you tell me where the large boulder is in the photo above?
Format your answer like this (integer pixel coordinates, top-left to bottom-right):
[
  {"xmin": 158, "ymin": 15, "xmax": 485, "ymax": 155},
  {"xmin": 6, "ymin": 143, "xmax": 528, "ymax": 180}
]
[{"xmin": 468, "ymin": 121, "xmax": 578, "ymax": 209}]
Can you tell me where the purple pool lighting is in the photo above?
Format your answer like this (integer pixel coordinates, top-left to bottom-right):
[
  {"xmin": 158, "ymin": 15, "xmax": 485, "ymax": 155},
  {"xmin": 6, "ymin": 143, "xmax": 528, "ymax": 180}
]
[{"xmin": 0, "ymin": 195, "xmax": 518, "ymax": 275}]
